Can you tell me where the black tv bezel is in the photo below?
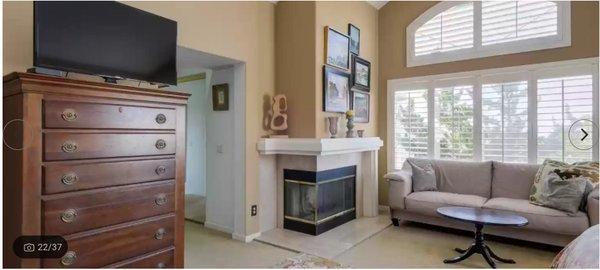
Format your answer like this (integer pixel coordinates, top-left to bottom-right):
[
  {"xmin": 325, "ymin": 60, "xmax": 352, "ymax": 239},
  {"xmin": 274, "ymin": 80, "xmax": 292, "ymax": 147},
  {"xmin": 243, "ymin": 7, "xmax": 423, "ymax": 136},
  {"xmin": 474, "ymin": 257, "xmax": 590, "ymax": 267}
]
[{"xmin": 33, "ymin": 1, "xmax": 178, "ymax": 85}]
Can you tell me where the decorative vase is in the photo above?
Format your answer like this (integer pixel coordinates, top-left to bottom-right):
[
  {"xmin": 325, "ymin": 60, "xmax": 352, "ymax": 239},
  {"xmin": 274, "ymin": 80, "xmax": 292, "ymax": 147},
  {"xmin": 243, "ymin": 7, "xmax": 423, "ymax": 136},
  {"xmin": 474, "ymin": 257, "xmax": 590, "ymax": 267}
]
[
  {"xmin": 346, "ymin": 110, "xmax": 355, "ymax": 138},
  {"xmin": 327, "ymin": 116, "xmax": 339, "ymax": 138}
]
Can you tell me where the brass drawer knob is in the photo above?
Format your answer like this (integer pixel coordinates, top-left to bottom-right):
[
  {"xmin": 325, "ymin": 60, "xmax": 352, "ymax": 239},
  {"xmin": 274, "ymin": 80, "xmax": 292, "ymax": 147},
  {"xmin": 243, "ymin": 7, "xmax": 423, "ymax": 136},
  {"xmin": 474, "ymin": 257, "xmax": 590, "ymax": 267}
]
[
  {"xmin": 61, "ymin": 209, "xmax": 77, "ymax": 223},
  {"xmin": 61, "ymin": 109, "xmax": 78, "ymax": 122},
  {"xmin": 157, "ymin": 262, "xmax": 166, "ymax": 268},
  {"xmin": 61, "ymin": 251, "xmax": 77, "ymax": 266},
  {"xmin": 61, "ymin": 141, "xmax": 78, "ymax": 153},
  {"xmin": 61, "ymin": 173, "xmax": 78, "ymax": 186},
  {"xmin": 155, "ymin": 194, "xmax": 167, "ymax": 206},
  {"xmin": 154, "ymin": 228, "xmax": 166, "ymax": 240},
  {"xmin": 155, "ymin": 139, "xmax": 166, "ymax": 150},
  {"xmin": 155, "ymin": 165, "xmax": 166, "ymax": 175},
  {"xmin": 156, "ymin": 114, "xmax": 167, "ymax": 124}
]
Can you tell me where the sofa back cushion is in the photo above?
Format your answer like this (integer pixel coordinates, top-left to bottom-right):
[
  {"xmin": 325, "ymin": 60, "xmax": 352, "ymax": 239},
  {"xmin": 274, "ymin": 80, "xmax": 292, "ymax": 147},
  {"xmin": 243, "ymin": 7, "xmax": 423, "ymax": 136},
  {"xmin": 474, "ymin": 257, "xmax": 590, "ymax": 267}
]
[
  {"xmin": 406, "ymin": 158, "xmax": 493, "ymax": 198},
  {"xmin": 492, "ymin": 161, "xmax": 539, "ymax": 200}
]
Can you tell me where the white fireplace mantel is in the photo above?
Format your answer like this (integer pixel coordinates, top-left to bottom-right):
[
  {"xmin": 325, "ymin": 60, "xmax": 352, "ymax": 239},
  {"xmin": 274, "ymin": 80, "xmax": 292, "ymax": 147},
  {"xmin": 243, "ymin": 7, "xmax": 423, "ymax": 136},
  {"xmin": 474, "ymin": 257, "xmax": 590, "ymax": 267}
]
[{"xmin": 257, "ymin": 137, "xmax": 383, "ymax": 156}]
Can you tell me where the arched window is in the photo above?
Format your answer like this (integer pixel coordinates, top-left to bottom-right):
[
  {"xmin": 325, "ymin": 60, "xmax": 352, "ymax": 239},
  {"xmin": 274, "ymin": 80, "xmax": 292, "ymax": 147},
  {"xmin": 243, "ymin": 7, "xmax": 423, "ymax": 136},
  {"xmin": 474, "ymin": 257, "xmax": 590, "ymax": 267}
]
[{"xmin": 407, "ymin": 1, "xmax": 570, "ymax": 67}]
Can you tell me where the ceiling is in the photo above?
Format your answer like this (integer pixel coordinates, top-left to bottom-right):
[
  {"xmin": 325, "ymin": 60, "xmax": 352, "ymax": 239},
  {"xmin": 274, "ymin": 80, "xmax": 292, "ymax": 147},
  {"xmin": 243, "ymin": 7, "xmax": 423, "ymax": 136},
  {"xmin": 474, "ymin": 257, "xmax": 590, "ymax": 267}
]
[{"xmin": 367, "ymin": 1, "xmax": 388, "ymax": 10}]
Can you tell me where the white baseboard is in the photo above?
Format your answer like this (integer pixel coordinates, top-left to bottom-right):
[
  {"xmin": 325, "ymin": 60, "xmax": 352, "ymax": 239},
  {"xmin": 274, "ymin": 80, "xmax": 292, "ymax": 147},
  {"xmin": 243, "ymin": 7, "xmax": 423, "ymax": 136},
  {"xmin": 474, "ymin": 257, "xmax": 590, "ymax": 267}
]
[
  {"xmin": 232, "ymin": 231, "xmax": 262, "ymax": 243},
  {"xmin": 204, "ymin": 221, "xmax": 233, "ymax": 234}
]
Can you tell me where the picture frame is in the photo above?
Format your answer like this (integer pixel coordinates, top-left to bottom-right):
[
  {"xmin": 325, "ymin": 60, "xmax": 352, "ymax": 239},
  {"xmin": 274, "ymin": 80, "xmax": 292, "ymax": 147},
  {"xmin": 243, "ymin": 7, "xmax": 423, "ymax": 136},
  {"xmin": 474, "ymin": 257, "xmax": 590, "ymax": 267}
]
[
  {"xmin": 325, "ymin": 26, "xmax": 350, "ymax": 70},
  {"xmin": 351, "ymin": 90, "xmax": 370, "ymax": 123},
  {"xmin": 348, "ymin": 23, "xmax": 360, "ymax": 55},
  {"xmin": 212, "ymin": 83, "xmax": 229, "ymax": 111},
  {"xmin": 351, "ymin": 55, "xmax": 370, "ymax": 92},
  {"xmin": 323, "ymin": 66, "xmax": 350, "ymax": 113}
]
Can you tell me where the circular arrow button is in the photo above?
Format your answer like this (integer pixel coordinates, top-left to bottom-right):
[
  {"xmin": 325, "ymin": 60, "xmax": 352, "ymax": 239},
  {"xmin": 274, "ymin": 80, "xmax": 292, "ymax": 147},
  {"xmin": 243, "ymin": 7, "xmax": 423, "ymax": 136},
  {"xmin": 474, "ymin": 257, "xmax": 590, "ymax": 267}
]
[{"xmin": 568, "ymin": 119, "xmax": 598, "ymax": 150}]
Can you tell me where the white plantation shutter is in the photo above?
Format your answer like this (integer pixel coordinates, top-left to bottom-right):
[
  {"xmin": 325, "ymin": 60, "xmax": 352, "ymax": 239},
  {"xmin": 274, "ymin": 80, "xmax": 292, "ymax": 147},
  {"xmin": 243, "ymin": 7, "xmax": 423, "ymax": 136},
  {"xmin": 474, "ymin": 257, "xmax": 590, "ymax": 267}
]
[
  {"xmin": 482, "ymin": 81, "xmax": 528, "ymax": 163},
  {"xmin": 537, "ymin": 75, "xmax": 594, "ymax": 163},
  {"xmin": 482, "ymin": 1, "xmax": 558, "ymax": 46},
  {"xmin": 434, "ymin": 86, "xmax": 474, "ymax": 160},
  {"xmin": 393, "ymin": 90, "xmax": 429, "ymax": 169},
  {"xmin": 414, "ymin": 3, "xmax": 474, "ymax": 56}
]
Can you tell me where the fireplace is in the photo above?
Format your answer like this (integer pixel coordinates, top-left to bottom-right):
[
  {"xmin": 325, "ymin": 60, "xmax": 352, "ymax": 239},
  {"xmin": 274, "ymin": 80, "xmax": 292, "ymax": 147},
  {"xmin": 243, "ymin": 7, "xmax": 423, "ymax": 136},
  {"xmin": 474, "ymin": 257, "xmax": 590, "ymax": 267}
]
[{"xmin": 283, "ymin": 166, "xmax": 356, "ymax": 235}]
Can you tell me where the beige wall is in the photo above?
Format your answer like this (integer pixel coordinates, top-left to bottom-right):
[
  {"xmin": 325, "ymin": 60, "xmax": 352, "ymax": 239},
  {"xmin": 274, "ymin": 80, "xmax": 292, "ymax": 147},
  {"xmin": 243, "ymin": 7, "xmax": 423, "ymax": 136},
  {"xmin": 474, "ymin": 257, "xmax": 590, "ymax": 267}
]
[
  {"xmin": 3, "ymin": 1, "xmax": 275, "ymax": 236},
  {"xmin": 275, "ymin": 1, "xmax": 317, "ymax": 138},
  {"xmin": 377, "ymin": 1, "xmax": 599, "ymax": 205},
  {"xmin": 315, "ymin": 1, "xmax": 379, "ymax": 138}
]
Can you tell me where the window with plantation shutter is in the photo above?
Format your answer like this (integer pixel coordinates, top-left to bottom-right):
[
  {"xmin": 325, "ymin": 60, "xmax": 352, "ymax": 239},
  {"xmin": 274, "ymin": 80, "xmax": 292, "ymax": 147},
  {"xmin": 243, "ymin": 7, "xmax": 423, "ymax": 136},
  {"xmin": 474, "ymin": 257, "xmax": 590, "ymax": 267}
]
[
  {"xmin": 414, "ymin": 3, "xmax": 474, "ymax": 56},
  {"xmin": 434, "ymin": 86, "xmax": 474, "ymax": 160},
  {"xmin": 482, "ymin": 1, "xmax": 558, "ymax": 46},
  {"xmin": 482, "ymin": 81, "xmax": 528, "ymax": 163},
  {"xmin": 537, "ymin": 75, "xmax": 594, "ymax": 163},
  {"xmin": 407, "ymin": 1, "xmax": 570, "ymax": 67},
  {"xmin": 393, "ymin": 90, "xmax": 429, "ymax": 169}
]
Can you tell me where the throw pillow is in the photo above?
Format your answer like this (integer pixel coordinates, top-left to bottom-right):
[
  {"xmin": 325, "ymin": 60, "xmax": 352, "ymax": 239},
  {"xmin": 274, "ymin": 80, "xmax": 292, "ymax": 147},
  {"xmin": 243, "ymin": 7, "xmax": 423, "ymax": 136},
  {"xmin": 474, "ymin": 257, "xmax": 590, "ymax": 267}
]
[
  {"xmin": 530, "ymin": 159, "xmax": 599, "ymax": 205},
  {"xmin": 537, "ymin": 172, "xmax": 589, "ymax": 215},
  {"xmin": 407, "ymin": 160, "xmax": 437, "ymax": 192}
]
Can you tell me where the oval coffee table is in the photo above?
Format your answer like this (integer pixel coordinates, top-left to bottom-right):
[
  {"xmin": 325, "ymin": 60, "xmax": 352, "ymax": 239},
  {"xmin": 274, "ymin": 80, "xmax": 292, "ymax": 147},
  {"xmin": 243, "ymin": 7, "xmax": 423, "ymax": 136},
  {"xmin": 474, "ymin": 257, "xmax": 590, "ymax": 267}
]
[{"xmin": 437, "ymin": 206, "xmax": 528, "ymax": 268}]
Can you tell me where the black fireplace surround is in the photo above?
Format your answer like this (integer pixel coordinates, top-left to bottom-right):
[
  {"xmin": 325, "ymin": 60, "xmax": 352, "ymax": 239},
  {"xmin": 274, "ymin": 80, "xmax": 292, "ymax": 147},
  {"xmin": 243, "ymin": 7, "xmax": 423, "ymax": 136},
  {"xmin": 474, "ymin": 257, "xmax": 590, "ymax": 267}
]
[{"xmin": 283, "ymin": 166, "xmax": 356, "ymax": 235}]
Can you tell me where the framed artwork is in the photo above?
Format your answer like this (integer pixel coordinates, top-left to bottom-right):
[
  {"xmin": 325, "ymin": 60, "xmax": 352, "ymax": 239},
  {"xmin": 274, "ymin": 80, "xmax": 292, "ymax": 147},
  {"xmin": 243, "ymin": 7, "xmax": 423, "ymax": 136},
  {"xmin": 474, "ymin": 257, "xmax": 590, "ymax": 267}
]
[
  {"xmin": 212, "ymin": 83, "xmax": 229, "ymax": 111},
  {"xmin": 323, "ymin": 66, "xmax": 350, "ymax": 113},
  {"xmin": 348, "ymin": 23, "xmax": 360, "ymax": 55},
  {"xmin": 325, "ymin": 26, "xmax": 350, "ymax": 70},
  {"xmin": 352, "ymin": 90, "xmax": 370, "ymax": 123},
  {"xmin": 351, "ymin": 55, "xmax": 370, "ymax": 92}
]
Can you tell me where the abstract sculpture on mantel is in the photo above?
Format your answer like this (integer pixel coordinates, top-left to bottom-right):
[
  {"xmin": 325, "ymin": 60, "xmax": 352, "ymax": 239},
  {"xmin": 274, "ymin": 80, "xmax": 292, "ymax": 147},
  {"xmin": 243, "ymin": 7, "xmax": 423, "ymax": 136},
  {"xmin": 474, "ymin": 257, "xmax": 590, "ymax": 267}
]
[{"xmin": 269, "ymin": 94, "xmax": 289, "ymax": 138}]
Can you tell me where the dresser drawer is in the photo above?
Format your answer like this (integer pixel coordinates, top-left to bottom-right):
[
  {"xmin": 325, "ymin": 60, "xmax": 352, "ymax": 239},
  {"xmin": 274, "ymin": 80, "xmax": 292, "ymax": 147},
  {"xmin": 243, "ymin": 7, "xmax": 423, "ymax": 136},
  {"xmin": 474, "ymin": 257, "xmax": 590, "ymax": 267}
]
[
  {"xmin": 44, "ymin": 101, "xmax": 176, "ymax": 130},
  {"xmin": 105, "ymin": 247, "xmax": 174, "ymax": 268},
  {"xmin": 42, "ymin": 215, "xmax": 174, "ymax": 268},
  {"xmin": 43, "ymin": 180, "xmax": 175, "ymax": 235},
  {"xmin": 44, "ymin": 133, "xmax": 176, "ymax": 161},
  {"xmin": 43, "ymin": 158, "xmax": 175, "ymax": 194}
]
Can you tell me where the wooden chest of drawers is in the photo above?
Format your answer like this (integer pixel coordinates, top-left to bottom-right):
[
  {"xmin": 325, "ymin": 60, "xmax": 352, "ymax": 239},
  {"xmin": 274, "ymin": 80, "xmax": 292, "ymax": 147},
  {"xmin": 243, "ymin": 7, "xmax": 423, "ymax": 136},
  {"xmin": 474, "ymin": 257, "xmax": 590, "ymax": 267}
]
[{"xmin": 3, "ymin": 72, "xmax": 189, "ymax": 268}]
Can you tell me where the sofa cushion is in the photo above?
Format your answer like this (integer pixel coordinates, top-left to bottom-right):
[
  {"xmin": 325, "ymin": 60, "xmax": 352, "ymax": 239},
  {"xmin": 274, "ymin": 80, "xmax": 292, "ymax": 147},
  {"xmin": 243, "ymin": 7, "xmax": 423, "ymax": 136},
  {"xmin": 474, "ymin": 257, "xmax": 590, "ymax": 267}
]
[
  {"xmin": 531, "ymin": 160, "xmax": 600, "ymax": 205},
  {"xmin": 492, "ymin": 161, "xmax": 539, "ymax": 200},
  {"xmin": 407, "ymin": 158, "xmax": 493, "ymax": 198},
  {"xmin": 405, "ymin": 191, "xmax": 488, "ymax": 217},
  {"xmin": 483, "ymin": 197, "xmax": 589, "ymax": 236}
]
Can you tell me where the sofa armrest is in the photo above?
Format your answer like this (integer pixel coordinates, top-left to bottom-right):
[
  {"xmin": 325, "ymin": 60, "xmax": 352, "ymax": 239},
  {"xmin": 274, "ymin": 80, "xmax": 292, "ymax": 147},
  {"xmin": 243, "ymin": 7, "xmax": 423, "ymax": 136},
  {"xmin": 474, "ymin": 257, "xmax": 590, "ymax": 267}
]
[
  {"xmin": 587, "ymin": 187, "xmax": 599, "ymax": 226},
  {"xmin": 385, "ymin": 170, "xmax": 412, "ymax": 210}
]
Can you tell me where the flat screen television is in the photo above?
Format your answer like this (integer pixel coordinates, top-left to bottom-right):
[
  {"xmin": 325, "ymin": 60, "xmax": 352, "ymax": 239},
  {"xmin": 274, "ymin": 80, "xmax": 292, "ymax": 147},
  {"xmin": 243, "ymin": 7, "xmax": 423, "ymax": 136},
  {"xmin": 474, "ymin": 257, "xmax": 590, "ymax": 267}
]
[{"xmin": 34, "ymin": 1, "xmax": 177, "ymax": 85}]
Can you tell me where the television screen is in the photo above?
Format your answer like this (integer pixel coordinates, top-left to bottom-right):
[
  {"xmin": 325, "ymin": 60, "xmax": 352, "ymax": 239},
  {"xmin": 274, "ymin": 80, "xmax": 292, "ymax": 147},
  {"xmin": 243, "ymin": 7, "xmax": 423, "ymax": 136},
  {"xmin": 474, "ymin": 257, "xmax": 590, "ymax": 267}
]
[{"xmin": 34, "ymin": 1, "xmax": 177, "ymax": 85}]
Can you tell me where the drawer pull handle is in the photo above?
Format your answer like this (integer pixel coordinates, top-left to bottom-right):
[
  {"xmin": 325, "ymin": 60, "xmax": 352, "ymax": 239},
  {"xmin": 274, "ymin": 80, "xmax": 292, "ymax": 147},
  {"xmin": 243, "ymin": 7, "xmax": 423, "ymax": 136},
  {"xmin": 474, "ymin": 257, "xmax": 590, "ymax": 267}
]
[
  {"xmin": 155, "ymin": 165, "xmax": 167, "ymax": 175},
  {"xmin": 157, "ymin": 262, "xmax": 166, "ymax": 268},
  {"xmin": 155, "ymin": 194, "xmax": 167, "ymax": 206},
  {"xmin": 154, "ymin": 228, "xmax": 166, "ymax": 240},
  {"xmin": 61, "ymin": 109, "xmax": 78, "ymax": 122},
  {"xmin": 61, "ymin": 251, "xmax": 77, "ymax": 266},
  {"xmin": 61, "ymin": 209, "xmax": 77, "ymax": 223},
  {"xmin": 61, "ymin": 173, "xmax": 78, "ymax": 186},
  {"xmin": 61, "ymin": 141, "xmax": 78, "ymax": 153},
  {"xmin": 155, "ymin": 139, "xmax": 167, "ymax": 150},
  {"xmin": 156, "ymin": 114, "xmax": 167, "ymax": 124}
]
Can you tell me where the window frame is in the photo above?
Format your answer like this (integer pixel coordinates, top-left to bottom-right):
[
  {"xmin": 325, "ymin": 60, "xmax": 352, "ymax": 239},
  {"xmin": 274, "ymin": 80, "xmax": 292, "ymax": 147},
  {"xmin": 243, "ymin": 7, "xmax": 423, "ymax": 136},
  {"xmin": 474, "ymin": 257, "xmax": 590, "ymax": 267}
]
[
  {"xmin": 387, "ymin": 57, "xmax": 599, "ymax": 171},
  {"xmin": 407, "ymin": 1, "xmax": 571, "ymax": 67}
]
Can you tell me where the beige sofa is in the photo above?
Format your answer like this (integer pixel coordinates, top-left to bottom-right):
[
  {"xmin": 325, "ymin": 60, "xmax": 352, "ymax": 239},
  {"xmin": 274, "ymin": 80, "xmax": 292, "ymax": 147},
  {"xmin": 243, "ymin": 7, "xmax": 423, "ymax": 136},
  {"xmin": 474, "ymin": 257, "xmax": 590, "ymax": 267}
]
[{"xmin": 386, "ymin": 158, "xmax": 599, "ymax": 247}]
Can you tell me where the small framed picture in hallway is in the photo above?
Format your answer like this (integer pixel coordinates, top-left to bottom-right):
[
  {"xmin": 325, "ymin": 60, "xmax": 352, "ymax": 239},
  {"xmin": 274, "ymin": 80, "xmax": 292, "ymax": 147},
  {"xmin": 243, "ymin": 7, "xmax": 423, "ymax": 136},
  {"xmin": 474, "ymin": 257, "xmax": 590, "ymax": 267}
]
[{"xmin": 212, "ymin": 83, "xmax": 229, "ymax": 111}]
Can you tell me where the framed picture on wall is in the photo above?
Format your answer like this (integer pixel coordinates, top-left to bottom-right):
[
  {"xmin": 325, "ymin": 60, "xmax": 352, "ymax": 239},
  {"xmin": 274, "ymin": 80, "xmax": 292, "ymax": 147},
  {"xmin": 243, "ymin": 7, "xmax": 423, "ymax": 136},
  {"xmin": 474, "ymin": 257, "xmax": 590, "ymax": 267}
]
[
  {"xmin": 212, "ymin": 83, "xmax": 229, "ymax": 111},
  {"xmin": 325, "ymin": 26, "xmax": 350, "ymax": 70},
  {"xmin": 351, "ymin": 90, "xmax": 369, "ymax": 123},
  {"xmin": 323, "ymin": 66, "xmax": 350, "ymax": 113},
  {"xmin": 348, "ymin": 23, "xmax": 360, "ymax": 55},
  {"xmin": 351, "ymin": 55, "xmax": 370, "ymax": 92}
]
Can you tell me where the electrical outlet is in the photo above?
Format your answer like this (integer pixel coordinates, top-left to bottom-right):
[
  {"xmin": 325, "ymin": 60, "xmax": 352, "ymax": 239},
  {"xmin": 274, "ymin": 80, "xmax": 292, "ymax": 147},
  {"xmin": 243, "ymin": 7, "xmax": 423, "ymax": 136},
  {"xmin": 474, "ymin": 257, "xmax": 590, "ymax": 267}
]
[{"xmin": 251, "ymin": 205, "xmax": 257, "ymax": 216}]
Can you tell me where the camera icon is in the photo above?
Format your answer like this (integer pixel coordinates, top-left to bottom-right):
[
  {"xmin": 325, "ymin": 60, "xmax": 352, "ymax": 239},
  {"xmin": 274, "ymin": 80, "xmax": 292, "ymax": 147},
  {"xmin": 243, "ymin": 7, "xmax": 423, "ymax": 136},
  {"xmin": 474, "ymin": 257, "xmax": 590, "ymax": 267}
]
[{"xmin": 23, "ymin": 243, "xmax": 35, "ymax": 253}]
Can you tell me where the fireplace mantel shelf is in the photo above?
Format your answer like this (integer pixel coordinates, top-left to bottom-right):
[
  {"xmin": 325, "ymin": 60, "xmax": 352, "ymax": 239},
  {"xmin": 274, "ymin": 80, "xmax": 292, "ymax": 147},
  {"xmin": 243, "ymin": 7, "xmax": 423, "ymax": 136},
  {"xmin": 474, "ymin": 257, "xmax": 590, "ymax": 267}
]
[{"xmin": 257, "ymin": 137, "xmax": 383, "ymax": 156}]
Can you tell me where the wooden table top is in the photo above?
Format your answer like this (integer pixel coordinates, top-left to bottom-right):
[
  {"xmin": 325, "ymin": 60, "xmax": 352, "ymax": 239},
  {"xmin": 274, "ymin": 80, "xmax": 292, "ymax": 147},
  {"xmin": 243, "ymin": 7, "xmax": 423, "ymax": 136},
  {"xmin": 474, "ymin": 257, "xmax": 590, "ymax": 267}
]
[{"xmin": 437, "ymin": 206, "xmax": 528, "ymax": 227}]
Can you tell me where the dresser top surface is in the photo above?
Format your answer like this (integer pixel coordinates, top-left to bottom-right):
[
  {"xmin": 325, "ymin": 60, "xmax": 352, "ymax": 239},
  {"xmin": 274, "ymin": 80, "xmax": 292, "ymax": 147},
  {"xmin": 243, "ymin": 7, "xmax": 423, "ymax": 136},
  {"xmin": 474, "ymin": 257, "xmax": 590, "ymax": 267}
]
[{"xmin": 3, "ymin": 72, "xmax": 190, "ymax": 101}]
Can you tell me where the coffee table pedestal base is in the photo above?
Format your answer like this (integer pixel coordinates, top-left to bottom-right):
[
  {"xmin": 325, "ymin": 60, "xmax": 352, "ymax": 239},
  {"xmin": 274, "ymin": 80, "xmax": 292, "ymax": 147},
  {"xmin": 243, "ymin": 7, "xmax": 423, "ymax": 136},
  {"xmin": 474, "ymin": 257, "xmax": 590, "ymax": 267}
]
[{"xmin": 443, "ymin": 224, "xmax": 515, "ymax": 268}]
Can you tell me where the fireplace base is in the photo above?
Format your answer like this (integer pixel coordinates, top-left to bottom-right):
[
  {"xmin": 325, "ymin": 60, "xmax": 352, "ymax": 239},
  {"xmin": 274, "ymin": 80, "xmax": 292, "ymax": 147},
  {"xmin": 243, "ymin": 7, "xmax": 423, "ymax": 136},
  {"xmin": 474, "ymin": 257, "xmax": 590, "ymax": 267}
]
[{"xmin": 284, "ymin": 209, "xmax": 355, "ymax": 235}]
